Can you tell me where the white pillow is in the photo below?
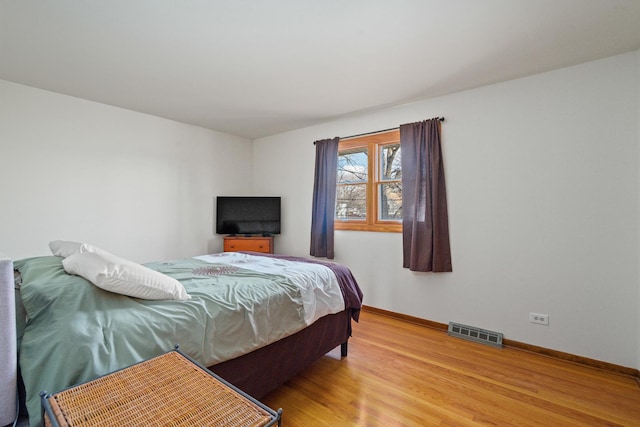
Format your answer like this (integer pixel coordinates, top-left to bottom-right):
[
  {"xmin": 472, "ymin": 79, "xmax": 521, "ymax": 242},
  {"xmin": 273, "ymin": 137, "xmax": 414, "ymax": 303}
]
[
  {"xmin": 49, "ymin": 240, "xmax": 109, "ymax": 258},
  {"xmin": 62, "ymin": 252, "xmax": 191, "ymax": 301}
]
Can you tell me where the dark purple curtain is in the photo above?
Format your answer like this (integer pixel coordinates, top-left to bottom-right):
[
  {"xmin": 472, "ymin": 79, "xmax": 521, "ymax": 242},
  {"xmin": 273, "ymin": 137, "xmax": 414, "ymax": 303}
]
[
  {"xmin": 400, "ymin": 119, "xmax": 452, "ymax": 272},
  {"xmin": 310, "ymin": 137, "xmax": 339, "ymax": 259}
]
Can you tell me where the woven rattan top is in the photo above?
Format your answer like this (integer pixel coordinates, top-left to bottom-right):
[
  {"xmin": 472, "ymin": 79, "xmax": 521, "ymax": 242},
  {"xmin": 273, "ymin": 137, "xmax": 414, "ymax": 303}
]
[{"xmin": 44, "ymin": 351, "xmax": 273, "ymax": 427}]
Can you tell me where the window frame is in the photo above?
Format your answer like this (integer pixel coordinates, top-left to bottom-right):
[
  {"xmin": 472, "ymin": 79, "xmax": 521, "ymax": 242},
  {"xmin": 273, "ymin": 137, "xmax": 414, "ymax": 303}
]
[{"xmin": 335, "ymin": 129, "xmax": 402, "ymax": 233}]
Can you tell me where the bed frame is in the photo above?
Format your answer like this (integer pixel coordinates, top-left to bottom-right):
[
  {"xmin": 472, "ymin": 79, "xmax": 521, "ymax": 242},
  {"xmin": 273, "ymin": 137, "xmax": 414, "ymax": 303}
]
[
  {"xmin": 210, "ymin": 309, "xmax": 352, "ymax": 399},
  {"xmin": 0, "ymin": 255, "xmax": 355, "ymax": 423}
]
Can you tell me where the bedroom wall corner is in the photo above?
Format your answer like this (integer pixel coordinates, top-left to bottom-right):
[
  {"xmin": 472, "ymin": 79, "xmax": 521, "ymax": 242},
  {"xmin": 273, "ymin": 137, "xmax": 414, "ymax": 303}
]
[{"xmin": 0, "ymin": 79, "xmax": 253, "ymax": 262}]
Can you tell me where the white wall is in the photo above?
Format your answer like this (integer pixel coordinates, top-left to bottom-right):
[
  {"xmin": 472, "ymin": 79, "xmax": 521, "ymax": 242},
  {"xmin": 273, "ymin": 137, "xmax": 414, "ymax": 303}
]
[
  {"xmin": 0, "ymin": 79, "xmax": 253, "ymax": 262},
  {"xmin": 254, "ymin": 51, "xmax": 640, "ymax": 369},
  {"xmin": 637, "ymin": 50, "xmax": 640, "ymax": 372}
]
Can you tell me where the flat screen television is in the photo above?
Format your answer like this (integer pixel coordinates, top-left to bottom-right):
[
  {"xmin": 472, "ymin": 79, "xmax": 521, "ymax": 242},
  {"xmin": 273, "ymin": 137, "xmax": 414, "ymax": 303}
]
[{"xmin": 216, "ymin": 196, "xmax": 281, "ymax": 235}]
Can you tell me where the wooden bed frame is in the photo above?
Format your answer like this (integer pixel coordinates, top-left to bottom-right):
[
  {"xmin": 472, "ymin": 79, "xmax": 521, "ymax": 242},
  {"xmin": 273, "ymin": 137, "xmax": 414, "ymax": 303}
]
[{"xmin": 0, "ymin": 255, "xmax": 357, "ymax": 424}]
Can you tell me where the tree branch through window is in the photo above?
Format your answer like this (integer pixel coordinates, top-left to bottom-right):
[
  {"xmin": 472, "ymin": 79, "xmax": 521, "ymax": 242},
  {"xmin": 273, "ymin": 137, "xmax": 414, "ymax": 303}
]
[{"xmin": 335, "ymin": 130, "xmax": 402, "ymax": 232}]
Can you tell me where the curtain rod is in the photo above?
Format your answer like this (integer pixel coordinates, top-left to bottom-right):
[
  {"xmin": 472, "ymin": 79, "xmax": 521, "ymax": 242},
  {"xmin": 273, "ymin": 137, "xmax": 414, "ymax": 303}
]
[{"xmin": 338, "ymin": 117, "xmax": 445, "ymax": 141}]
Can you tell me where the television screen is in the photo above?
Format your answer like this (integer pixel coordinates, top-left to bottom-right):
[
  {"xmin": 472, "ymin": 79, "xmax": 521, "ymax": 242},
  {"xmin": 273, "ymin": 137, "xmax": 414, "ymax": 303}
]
[{"xmin": 216, "ymin": 196, "xmax": 281, "ymax": 235}]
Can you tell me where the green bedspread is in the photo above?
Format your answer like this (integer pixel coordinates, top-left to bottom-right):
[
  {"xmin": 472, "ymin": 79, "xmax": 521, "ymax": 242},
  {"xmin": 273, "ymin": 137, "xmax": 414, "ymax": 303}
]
[{"xmin": 15, "ymin": 255, "xmax": 312, "ymax": 427}]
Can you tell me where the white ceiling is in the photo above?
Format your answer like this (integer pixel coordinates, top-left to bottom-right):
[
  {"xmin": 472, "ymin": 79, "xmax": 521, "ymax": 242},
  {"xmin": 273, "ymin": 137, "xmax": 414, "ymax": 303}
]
[{"xmin": 2, "ymin": 1, "xmax": 640, "ymax": 139}]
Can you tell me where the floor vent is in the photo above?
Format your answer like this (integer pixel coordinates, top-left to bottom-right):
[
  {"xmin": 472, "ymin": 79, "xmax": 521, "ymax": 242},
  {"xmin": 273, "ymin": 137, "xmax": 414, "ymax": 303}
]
[{"xmin": 448, "ymin": 322, "xmax": 503, "ymax": 348}]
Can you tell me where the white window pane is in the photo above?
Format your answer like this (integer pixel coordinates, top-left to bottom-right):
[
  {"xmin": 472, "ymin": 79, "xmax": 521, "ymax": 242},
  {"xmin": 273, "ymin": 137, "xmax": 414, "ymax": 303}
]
[
  {"xmin": 380, "ymin": 144, "xmax": 401, "ymax": 181},
  {"xmin": 338, "ymin": 149, "xmax": 368, "ymax": 184},
  {"xmin": 379, "ymin": 182, "xmax": 402, "ymax": 220},
  {"xmin": 336, "ymin": 184, "xmax": 367, "ymax": 220}
]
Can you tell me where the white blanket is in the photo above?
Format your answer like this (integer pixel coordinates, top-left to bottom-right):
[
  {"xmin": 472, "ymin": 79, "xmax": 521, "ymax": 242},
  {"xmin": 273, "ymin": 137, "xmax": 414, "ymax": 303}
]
[{"xmin": 195, "ymin": 252, "xmax": 345, "ymax": 325}]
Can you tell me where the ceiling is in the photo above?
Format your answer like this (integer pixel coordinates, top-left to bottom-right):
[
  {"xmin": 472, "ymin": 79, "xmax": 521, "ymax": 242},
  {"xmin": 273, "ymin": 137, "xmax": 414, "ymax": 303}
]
[{"xmin": 2, "ymin": 1, "xmax": 640, "ymax": 139}]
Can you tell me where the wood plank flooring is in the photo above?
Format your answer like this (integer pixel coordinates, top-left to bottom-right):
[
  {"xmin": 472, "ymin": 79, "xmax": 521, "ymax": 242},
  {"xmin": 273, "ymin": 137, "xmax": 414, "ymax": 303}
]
[{"xmin": 262, "ymin": 309, "xmax": 640, "ymax": 426}]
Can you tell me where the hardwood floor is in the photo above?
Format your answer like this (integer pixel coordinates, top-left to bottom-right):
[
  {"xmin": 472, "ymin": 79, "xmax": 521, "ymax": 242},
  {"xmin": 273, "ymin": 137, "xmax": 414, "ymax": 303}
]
[{"xmin": 262, "ymin": 309, "xmax": 640, "ymax": 426}]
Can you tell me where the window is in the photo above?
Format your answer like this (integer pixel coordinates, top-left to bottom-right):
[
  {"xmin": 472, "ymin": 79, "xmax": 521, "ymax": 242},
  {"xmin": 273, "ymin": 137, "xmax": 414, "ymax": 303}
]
[{"xmin": 335, "ymin": 129, "xmax": 402, "ymax": 232}]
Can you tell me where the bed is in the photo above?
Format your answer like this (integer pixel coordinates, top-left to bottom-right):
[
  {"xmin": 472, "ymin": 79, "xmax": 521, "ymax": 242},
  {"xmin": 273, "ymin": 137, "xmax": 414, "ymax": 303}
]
[{"xmin": 1, "ymin": 245, "xmax": 363, "ymax": 427}]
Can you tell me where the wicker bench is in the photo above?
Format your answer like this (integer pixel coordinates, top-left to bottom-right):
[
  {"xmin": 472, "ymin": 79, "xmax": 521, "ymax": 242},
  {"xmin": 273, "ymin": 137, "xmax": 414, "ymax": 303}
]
[{"xmin": 41, "ymin": 349, "xmax": 282, "ymax": 426}]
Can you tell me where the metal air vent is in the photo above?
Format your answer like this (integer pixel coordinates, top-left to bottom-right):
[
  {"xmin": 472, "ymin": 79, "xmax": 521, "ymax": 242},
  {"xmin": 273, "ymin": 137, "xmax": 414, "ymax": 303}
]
[{"xmin": 448, "ymin": 322, "xmax": 503, "ymax": 348}]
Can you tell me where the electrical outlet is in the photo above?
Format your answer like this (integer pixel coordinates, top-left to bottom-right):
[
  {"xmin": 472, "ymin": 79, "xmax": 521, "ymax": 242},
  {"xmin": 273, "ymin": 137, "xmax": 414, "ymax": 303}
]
[{"xmin": 529, "ymin": 313, "xmax": 549, "ymax": 325}]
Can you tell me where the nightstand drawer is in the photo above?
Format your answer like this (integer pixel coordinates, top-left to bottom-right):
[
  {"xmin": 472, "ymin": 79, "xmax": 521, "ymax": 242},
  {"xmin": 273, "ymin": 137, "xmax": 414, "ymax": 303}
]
[{"xmin": 223, "ymin": 237, "xmax": 273, "ymax": 253}]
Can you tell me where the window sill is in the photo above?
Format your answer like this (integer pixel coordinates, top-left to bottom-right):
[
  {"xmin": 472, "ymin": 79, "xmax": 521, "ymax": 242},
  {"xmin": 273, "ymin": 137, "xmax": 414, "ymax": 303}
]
[{"xmin": 335, "ymin": 222, "xmax": 402, "ymax": 233}]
